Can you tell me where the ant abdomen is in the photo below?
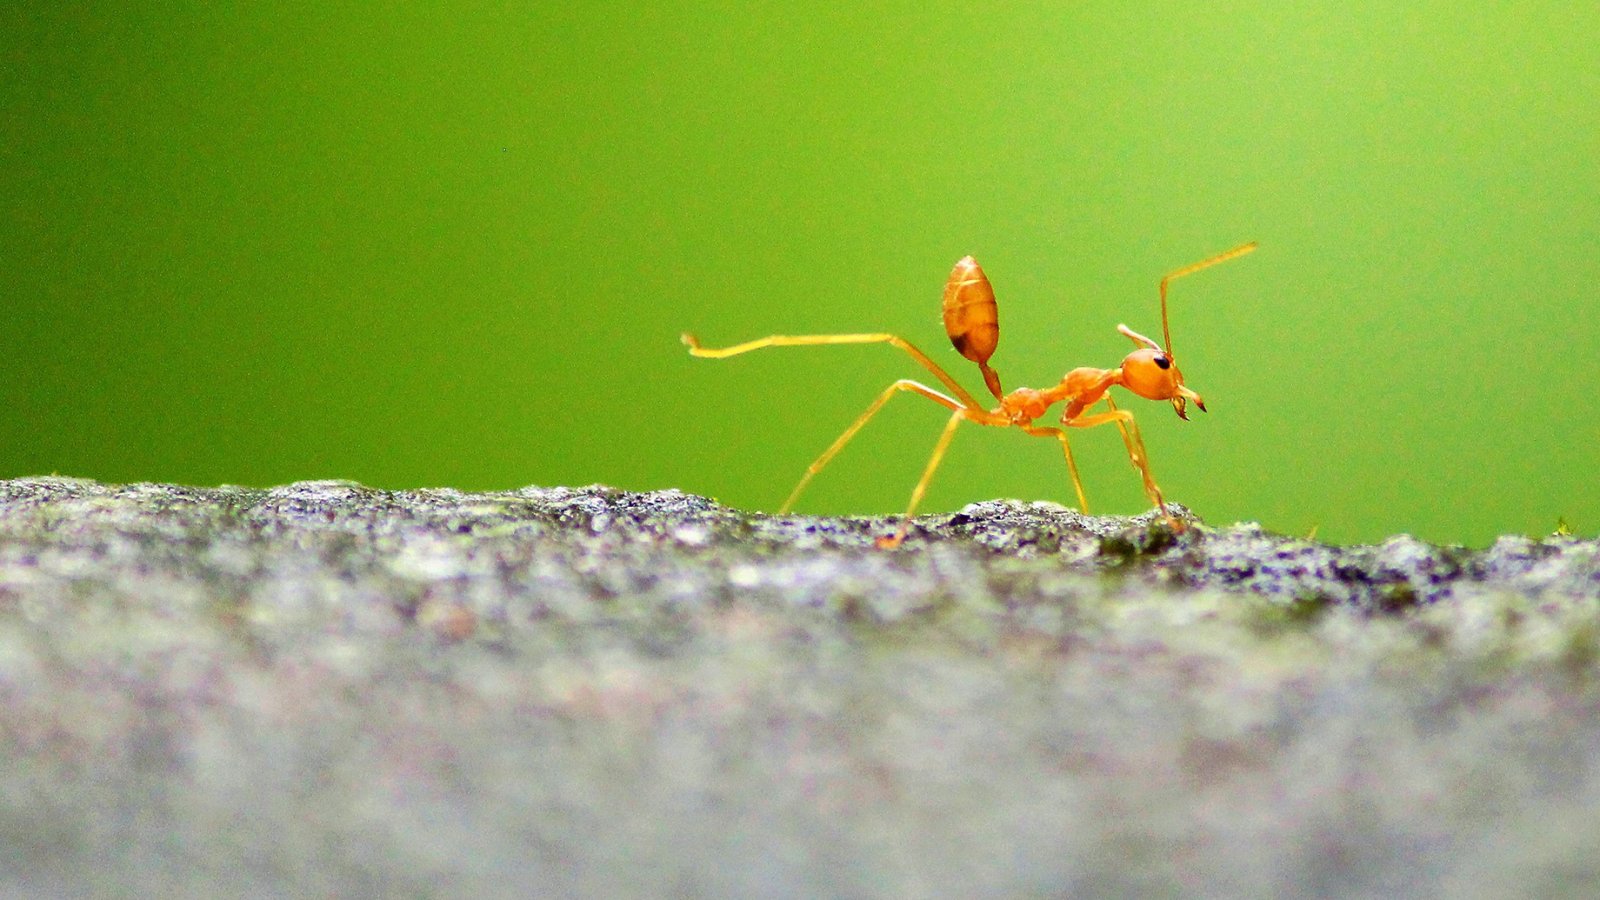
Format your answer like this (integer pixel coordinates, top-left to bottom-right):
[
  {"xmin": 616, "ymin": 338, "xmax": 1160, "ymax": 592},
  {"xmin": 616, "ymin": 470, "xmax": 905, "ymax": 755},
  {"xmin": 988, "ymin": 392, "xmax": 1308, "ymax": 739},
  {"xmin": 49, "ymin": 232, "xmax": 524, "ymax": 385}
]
[
  {"xmin": 941, "ymin": 256, "xmax": 997, "ymax": 362},
  {"xmin": 942, "ymin": 256, "xmax": 1003, "ymax": 399}
]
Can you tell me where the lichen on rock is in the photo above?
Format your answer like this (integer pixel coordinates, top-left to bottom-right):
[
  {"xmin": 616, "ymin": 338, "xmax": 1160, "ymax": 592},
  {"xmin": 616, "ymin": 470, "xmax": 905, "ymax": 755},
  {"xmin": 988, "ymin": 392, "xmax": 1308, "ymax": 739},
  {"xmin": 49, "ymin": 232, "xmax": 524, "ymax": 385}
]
[{"xmin": 0, "ymin": 476, "xmax": 1597, "ymax": 895}]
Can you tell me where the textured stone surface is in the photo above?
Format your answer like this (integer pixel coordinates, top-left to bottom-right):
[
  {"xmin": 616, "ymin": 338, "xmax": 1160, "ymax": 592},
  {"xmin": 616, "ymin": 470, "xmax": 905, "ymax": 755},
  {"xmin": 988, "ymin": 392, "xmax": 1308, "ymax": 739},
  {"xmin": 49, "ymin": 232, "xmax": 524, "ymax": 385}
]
[{"xmin": 1, "ymin": 476, "xmax": 1598, "ymax": 895}]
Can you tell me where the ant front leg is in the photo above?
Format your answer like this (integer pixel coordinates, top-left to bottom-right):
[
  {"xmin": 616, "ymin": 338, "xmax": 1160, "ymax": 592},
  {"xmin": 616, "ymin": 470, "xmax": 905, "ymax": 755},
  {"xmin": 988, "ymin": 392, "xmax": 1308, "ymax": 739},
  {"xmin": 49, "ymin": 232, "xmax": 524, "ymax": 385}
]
[{"xmin": 1063, "ymin": 398, "xmax": 1173, "ymax": 524}]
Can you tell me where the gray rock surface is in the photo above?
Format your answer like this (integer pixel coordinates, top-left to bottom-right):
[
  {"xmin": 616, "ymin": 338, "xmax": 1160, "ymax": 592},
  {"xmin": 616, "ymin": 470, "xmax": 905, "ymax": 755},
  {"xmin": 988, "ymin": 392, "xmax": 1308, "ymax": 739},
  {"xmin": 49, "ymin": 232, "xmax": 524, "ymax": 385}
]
[{"xmin": 1, "ymin": 476, "xmax": 1598, "ymax": 896}]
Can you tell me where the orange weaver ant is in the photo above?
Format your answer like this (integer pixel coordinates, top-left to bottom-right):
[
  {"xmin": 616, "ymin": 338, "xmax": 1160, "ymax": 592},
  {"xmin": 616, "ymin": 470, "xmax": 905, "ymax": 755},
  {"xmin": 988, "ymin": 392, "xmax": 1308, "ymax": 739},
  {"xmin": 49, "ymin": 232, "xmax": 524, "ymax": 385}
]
[{"xmin": 682, "ymin": 242, "xmax": 1257, "ymax": 548}]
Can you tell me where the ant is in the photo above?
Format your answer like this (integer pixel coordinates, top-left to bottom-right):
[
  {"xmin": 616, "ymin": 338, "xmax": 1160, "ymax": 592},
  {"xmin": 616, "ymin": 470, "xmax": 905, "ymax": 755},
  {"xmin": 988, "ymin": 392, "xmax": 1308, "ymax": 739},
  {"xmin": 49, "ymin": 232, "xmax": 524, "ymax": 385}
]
[{"xmin": 682, "ymin": 242, "xmax": 1257, "ymax": 548}]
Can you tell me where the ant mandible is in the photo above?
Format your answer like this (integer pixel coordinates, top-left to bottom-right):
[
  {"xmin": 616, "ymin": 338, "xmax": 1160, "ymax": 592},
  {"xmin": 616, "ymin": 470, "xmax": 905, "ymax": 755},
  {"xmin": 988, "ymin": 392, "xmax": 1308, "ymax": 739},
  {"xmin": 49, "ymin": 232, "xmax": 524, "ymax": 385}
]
[{"xmin": 682, "ymin": 242, "xmax": 1257, "ymax": 548}]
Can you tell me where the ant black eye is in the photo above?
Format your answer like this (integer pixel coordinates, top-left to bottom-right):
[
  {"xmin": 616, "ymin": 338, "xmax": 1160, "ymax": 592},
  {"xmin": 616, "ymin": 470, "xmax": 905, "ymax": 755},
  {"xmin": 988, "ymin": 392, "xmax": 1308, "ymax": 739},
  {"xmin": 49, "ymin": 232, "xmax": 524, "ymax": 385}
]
[{"xmin": 1153, "ymin": 355, "xmax": 1170, "ymax": 370}]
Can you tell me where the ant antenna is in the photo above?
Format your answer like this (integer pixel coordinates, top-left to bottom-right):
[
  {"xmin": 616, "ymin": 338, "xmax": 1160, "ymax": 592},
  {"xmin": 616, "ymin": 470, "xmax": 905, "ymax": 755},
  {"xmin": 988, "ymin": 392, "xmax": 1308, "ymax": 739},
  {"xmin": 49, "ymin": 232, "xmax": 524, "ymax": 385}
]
[
  {"xmin": 1158, "ymin": 241, "xmax": 1258, "ymax": 357},
  {"xmin": 1116, "ymin": 324, "xmax": 1161, "ymax": 350}
]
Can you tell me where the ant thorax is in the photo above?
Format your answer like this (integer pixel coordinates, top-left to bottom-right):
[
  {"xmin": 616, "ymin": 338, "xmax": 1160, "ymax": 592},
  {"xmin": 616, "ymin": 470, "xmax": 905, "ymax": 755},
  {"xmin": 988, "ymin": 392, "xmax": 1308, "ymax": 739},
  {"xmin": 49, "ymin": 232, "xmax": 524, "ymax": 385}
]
[
  {"xmin": 999, "ymin": 387, "xmax": 1053, "ymax": 424},
  {"xmin": 1002, "ymin": 367, "xmax": 1115, "ymax": 424}
]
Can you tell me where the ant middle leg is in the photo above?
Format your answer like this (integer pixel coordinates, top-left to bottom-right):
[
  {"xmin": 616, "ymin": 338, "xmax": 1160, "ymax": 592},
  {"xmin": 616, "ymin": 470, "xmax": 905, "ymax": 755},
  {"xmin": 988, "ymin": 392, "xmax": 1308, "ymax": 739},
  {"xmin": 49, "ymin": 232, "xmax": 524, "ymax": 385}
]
[
  {"xmin": 1021, "ymin": 425, "xmax": 1090, "ymax": 513},
  {"xmin": 781, "ymin": 379, "xmax": 964, "ymax": 515}
]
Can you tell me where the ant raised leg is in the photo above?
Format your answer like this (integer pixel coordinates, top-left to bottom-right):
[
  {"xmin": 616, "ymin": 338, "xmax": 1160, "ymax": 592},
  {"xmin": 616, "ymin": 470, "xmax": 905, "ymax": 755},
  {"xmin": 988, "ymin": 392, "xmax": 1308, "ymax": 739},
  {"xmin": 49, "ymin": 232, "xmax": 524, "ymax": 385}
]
[
  {"xmin": 682, "ymin": 333, "xmax": 983, "ymax": 411},
  {"xmin": 781, "ymin": 379, "xmax": 964, "ymax": 514}
]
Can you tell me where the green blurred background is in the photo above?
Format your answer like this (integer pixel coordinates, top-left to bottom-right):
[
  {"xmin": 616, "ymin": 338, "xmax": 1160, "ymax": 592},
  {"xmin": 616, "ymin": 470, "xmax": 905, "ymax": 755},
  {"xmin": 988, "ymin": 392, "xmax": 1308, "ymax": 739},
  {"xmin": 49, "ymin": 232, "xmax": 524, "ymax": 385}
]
[{"xmin": 4, "ymin": 3, "xmax": 1597, "ymax": 546}]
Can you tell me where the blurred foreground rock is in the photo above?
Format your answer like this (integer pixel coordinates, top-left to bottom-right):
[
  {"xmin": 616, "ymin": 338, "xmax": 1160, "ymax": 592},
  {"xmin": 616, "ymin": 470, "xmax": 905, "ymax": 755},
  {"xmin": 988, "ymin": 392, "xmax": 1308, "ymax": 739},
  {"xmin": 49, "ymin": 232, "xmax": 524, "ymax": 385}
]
[{"xmin": 1, "ymin": 476, "xmax": 1598, "ymax": 896}]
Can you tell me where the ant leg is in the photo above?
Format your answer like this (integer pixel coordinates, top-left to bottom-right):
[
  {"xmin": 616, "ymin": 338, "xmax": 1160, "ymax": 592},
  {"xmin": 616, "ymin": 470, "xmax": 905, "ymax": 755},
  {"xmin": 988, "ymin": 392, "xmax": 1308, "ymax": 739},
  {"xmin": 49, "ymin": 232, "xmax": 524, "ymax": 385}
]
[
  {"xmin": 878, "ymin": 408, "xmax": 968, "ymax": 549},
  {"xmin": 1106, "ymin": 397, "xmax": 1168, "ymax": 516},
  {"xmin": 682, "ymin": 332, "xmax": 984, "ymax": 410},
  {"xmin": 1021, "ymin": 425, "xmax": 1090, "ymax": 513},
  {"xmin": 781, "ymin": 380, "xmax": 963, "ymax": 514},
  {"xmin": 1064, "ymin": 399, "xmax": 1169, "ymax": 518}
]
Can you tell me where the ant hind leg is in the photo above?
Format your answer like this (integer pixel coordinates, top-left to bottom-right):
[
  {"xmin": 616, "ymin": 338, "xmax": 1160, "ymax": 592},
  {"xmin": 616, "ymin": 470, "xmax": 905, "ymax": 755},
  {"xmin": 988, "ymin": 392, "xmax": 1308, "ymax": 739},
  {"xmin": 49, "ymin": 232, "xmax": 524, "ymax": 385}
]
[
  {"xmin": 780, "ymin": 379, "xmax": 963, "ymax": 516},
  {"xmin": 682, "ymin": 332, "xmax": 984, "ymax": 410},
  {"xmin": 878, "ymin": 409, "xmax": 967, "ymax": 549}
]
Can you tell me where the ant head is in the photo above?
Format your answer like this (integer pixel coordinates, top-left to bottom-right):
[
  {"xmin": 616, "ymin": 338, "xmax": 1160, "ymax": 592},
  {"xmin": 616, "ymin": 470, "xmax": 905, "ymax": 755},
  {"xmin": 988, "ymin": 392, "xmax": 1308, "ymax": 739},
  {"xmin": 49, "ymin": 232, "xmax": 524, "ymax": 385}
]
[
  {"xmin": 1116, "ymin": 325, "xmax": 1206, "ymax": 420},
  {"xmin": 1117, "ymin": 241, "xmax": 1255, "ymax": 419}
]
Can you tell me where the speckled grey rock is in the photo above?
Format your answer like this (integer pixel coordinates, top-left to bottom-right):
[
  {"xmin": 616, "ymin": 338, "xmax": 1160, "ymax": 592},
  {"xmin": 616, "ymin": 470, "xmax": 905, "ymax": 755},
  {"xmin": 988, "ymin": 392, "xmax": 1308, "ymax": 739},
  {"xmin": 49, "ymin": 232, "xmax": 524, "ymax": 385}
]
[{"xmin": 1, "ymin": 476, "xmax": 1598, "ymax": 896}]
